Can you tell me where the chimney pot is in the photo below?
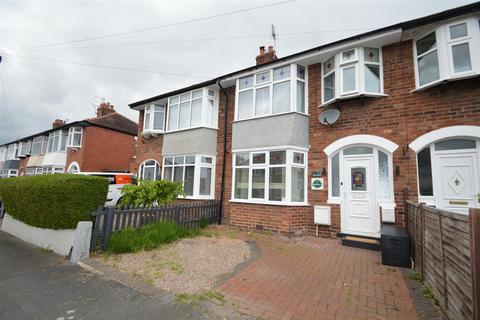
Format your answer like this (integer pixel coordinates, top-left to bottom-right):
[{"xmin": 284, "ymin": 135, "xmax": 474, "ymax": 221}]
[
  {"xmin": 96, "ymin": 102, "xmax": 115, "ymax": 117},
  {"xmin": 255, "ymin": 45, "xmax": 278, "ymax": 65},
  {"xmin": 52, "ymin": 119, "xmax": 66, "ymax": 129}
]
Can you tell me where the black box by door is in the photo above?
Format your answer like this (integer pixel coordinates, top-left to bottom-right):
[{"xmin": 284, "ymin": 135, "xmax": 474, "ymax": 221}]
[{"xmin": 380, "ymin": 224, "xmax": 411, "ymax": 268}]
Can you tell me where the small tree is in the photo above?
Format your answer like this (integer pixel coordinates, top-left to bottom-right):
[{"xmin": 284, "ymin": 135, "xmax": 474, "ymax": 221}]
[{"xmin": 119, "ymin": 180, "xmax": 184, "ymax": 207}]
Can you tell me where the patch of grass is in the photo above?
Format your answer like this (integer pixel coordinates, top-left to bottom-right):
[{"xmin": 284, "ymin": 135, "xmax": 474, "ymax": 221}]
[
  {"xmin": 422, "ymin": 286, "xmax": 439, "ymax": 306},
  {"xmin": 407, "ymin": 272, "xmax": 422, "ymax": 282},
  {"xmin": 175, "ymin": 290, "xmax": 226, "ymax": 306},
  {"xmin": 108, "ymin": 221, "xmax": 202, "ymax": 254}
]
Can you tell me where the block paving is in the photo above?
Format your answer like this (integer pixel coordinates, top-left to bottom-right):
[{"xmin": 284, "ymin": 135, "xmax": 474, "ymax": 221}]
[{"xmin": 219, "ymin": 232, "xmax": 417, "ymax": 320}]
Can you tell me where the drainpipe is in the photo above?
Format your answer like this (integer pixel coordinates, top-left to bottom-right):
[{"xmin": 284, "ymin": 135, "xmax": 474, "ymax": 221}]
[{"xmin": 217, "ymin": 79, "xmax": 228, "ymax": 225}]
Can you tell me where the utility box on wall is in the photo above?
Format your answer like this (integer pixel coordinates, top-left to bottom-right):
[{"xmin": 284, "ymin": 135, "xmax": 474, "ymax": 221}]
[
  {"xmin": 314, "ymin": 206, "xmax": 331, "ymax": 226},
  {"xmin": 381, "ymin": 203, "xmax": 395, "ymax": 223}
]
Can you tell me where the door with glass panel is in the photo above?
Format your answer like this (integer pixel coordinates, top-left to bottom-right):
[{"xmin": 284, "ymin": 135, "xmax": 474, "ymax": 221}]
[
  {"xmin": 432, "ymin": 138, "xmax": 480, "ymax": 214},
  {"xmin": 343, "ymin": 157, "xmax": 378, "ymax": 237}
]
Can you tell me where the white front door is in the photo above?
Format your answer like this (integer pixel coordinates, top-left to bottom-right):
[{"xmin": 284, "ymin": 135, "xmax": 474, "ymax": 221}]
[
  {"xmin": 342, "ymin": 157, "xmax": 379, "ymax": 237},
  {"xmin": 434, "ymin": 152, "xmax": 480, "ymax": 214}
]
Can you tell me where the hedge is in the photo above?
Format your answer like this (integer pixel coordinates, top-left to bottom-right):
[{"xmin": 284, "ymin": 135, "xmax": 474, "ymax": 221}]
[{"xmin": 0, "ymin": 174, "xmax": 109, "ymax": 229}]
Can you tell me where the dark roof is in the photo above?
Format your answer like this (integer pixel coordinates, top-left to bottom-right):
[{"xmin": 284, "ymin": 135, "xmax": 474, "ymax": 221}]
[
  {"xmin": 1, "ymin": 112, "xmax": 137, "ymax": 147},
  {"xmin": 85, "ymin": 112, "xmax": 138, "ymax": 136},
  {"xmin": 129, "ymin": 1, "xmax": 480, "ymax": 108}
]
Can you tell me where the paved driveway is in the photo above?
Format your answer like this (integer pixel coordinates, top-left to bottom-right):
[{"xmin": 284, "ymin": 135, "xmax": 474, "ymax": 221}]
[
  {"xmin": 219, "ymin": 233, "xmax": 418, "ymax": 320},
  {"xmin": 0, "ymin": 230, "xmax": 208, "ymax": 320}
]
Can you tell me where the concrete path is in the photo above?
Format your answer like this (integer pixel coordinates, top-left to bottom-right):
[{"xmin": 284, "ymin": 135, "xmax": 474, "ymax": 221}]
[{"xmin": 0, "ymin": 230, "xmax": 208, "ymax": 320}]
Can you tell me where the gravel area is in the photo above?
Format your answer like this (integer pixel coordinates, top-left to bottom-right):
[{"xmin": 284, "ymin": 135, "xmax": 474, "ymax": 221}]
[{"xmin": 102, "ymin": 235, "xmax": 251, "ymax": 295}]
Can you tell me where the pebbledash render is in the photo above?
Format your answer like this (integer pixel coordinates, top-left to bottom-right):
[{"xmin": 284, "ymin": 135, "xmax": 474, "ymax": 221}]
[{"xmin": 130, "ymin": 3, "xmax": 480, "ymax": 238}]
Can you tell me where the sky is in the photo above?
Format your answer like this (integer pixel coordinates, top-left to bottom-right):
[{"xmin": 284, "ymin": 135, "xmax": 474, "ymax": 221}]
[{"xmin": 0, "ymin": 0, "xmax": 475, "ymax": 144}]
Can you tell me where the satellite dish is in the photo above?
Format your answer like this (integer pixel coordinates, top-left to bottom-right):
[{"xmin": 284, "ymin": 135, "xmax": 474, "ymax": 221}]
[{"xmin": 319, "ymin": 108, "xmax": 340, "ymax": 125}]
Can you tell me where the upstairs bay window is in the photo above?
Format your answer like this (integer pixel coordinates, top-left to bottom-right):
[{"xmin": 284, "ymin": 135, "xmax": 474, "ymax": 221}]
[
  {"xmin": 0, "ymin": 147, "xmax": 6, "ymax": 161},
  {"xmin": 18, "ymin": 141, "xmax": 32, "ymax": 157},
  {"xmin": 6, "ymin": 144, "xmax": 18, "ymax": 160},
  {"xmin": 167, "ymin": 88, "xmax": 217, "ymax": 132},
  {"xmin": 236, "ymin": 64, "xmax": 306, "ymax": 121},
  {"xmin": 31, "ymin": 136, "xmax": 48, "ymax": 155},
  {"xmin": 414, "ymin": 18, "xmax": 480, "ymax": 89},
  {"xmin": 232, "ymin": 149, "xmax": 307, "ymax": 204},
  {"xmin": 322, "ymin": 47, "xmax": 383, "ymax": 105},
  {"xmin": 47, "ymin": 130, "xmax": 68, "ymax": 153},
  {"xmin": 67, "ymin": 127, "xmax": 83, "ymax": 148},
  {"xmin": 163, "ymin": 155, "xmax": 215, "ymax": 198},
  {"xmin": 143, "ymin": 105, "xmax": 165, "ymax": 133}
]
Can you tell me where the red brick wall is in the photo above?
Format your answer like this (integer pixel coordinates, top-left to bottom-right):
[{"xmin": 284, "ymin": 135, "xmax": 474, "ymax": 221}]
[
  {"xmin": 217, "ymin": 39, "xmax": 480, "ymax": 237},
  {"xmin": 130, "ymin": 110, "xmax": 164, "ymax": 175},
  {"xmin": 66, "ymin": 126, "xmax": 135, "ymax": 172},
  {"xmin": 18, "ymin": 157, "xmax": 29, "ymax": 176}
]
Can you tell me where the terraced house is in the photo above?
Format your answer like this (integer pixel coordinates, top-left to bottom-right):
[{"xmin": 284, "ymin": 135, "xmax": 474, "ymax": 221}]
[
  {"xmin": 0, "ymin": 103, "xmax": 137, "ymax": 177},
  {"xmin": 129, "ymin": 3, "xmax": 480, "ymax": 239}
]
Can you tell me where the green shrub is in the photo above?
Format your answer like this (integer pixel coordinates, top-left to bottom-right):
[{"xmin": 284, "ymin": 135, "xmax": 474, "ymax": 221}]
[
  {"xmin": 0, "ymin": 174, "xmax": 108, "ymax": 229},
  {"xmin": 108, "ymin": 221, "xmax": 201, "ymax": 254},
  {"xmin": 119, "ymin": 180, "xmax": 184, "ymax": 207}
]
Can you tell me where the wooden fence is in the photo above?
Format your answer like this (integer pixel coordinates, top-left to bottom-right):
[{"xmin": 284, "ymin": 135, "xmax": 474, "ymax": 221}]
[
  {"xmin": 405, "ymin": 201, "xmax": 480, "ymax": 320},
  {"xmin": 90, "ymin": 200, "xmax": 221, "ymax": 251}
]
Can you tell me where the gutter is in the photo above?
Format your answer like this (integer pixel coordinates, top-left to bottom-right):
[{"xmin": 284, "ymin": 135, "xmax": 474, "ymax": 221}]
[{"xmin": 217, "ymin": 79, "xmax": 228, "ymax": 225}]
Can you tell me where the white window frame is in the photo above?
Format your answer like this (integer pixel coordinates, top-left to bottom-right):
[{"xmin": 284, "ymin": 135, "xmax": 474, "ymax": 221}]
[
  {"xmin": 42, "ymin": 166, "xmax": 64, "ymax": 175},
  {"xmin": 231, "ymin": 147, "xmax": 308, "ymax": 206},
  {"xmin": 162, "ymin": 155, "xmax": 215, "ymax": 199},
  {"xmin": 322, "ymin": 47, "xmax": 384, "ymax": 105},
  {"xmin": 139, "ymin": 159, "xmax": 161, "ymax": 181},
  {"xmin": 47, "ymin": 130, "xmax": 68, "ymax": 153},
  {"xmin": 26, "ymin": 168, "xmax": 36, "ymax": 176},
  {"xmin": 67, "ymin": 127, "xmax": 83, "ymax": 148},
  {"xmin": 234, "ymin": 63, "xmax": 308, "ymax": 121},
  {"xmin": 31, "ymin": 136, "xmax": 48, "ymax": 155},
  {"xmin": 143, "ymin": 104, "xmax": 166, "ymax": 134},
  {"xmin": 165, "ymin": 88, "xmax": 219, "ymax": 133},
  {"xmin": 6, "ymin": 144, "xmax": 18, "ymax": 160},
  {"xmin": 413, "ymin": 17, "xmax": 480, "ymax": 90},
  {"xmin": 67, "ymin": 161, "xmax": 81, "ymax": 174},
  {"xmin": 0, "ymin": 147, "xmax": 6, "ymax": 161},
  {"xmin": 18, "ymin": 141, "xmax": 32, "ymax": 157}
]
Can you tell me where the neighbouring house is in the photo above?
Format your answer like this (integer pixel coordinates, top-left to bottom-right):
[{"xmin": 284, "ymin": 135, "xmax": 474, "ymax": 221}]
[
  {"xmin": 129, "ymin": 3, "xmax": 480, "ymax": 238},
  {"xmin": 0, "ymin": 103, "xmax": 137, "ymax": 177}
]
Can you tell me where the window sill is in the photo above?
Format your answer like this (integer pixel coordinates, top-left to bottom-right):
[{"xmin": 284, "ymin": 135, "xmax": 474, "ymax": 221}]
[
  {"xmin": 411, "ymin": 73, "xmax": 480, "ymax": 93},
  {"xmin": 229, "ymin": 199, "xmax": 310, "ymax": 207},
  {"xmin": 321, "ymin": 93, "xmax": 388, "ymax": 107},
  {"xmin": 142, "ymin": 130, "xmax": 164, "ymax": 138},
  {"xmin": 179, "ymin": 195, "xmax": 215, "ymax": 200},
  {"xmin": 234, "ymin": 111, "xmax": 309, "ymax": 123},
  {"xmin": 164, "ymin": 126, "xmax": 218, "ymax": 135},
  {"xmin": 327, "ymin": 198, "xmax": 341, "ymax": 205}
]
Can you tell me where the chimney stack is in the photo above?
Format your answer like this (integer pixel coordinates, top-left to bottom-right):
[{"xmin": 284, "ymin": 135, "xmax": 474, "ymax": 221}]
[
  {"xmin": 52, "ymin": 119, "xmax": 66, "ymax": 128},
  {"xmin": 96, "ymin": 102, "xmax": 116, "ymax": 117},
  {"xmin": 255, "ymin": 45, "xmax": 277, "ymax": 65}
]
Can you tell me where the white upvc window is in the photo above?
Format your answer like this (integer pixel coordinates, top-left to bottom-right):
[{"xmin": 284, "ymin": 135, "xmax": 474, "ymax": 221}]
[
  {"xmin": 26, "ymin": 168, "xmax": 35, "ymax": 176},
  {"xmin": 322, "ymin": 47, "xmax": 383, "ymax": 105},
  {"xmin": 162, "ymin": 155, "xmax": 215, "ymax": 199},
  {"xmin": 67, "ymin": 127, "xmax": 83, "ymax": 148},
  {"xmin": 414, "ymin": 17, "xmax": 480, "ymax": 89},
  {"xmin": 166, "ymin": 88, "xmax": 218, "ymax": 132},
  {"xmin": 143, "ymin": 104, "xmax": 165, "ymax": 133},
  {"xmin": 6, "ymin": 144, "xmax": 18, "ymax": 160},
  {"xmin": 47, "ymin": 130, "xmax": 68, "ymax": 153},
  {"xmin": 139, "ymin": 159, "xmax": 161, "ymax": 181},
  {"xmin": 18, "ymin": 141, "xmax": 32, "ymax": 157},
  {"xmin": 31, "ymin": 136, "xmax": 48, "ymax": 155},
  {"xmin": 42, "ymin": 166, "xmax": 64, "ymax": 175},
  {"xmin": 232, "ymin": 148, "xmax": 307, "ymax": 205},
  {"xmin": 35, "ymin": 167, "xmax": 43, "ymax": 175},
  {"xmin": 1, "ymin": 169, "xmax": 18, "ymax": 178},
  {"xmin": 235, "ymin": 63, "xmax": 307, "ymax": 121},
  {"xmin": 0, "ymin": 147, "xmax": 6, "ymax": 161}
]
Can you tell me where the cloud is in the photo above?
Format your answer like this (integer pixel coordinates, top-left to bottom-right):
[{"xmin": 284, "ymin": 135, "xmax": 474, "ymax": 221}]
[{"xmin": 0, "ymin": 0, "xmax": 472, "ymax": 144}]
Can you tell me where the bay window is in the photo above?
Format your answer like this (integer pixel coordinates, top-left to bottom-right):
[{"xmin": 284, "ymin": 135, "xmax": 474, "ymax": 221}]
[
  {"xmin": 18, "ymin": 141, "xmax": 31, "ymax": 157},
  {"xmin": 232, "ymin": 149, "xmax": 307, "ymax": 204},
  {"xmin": 6, "ymin": 144, "xmax": 18, "ymax": 160},
  {"xmin": 236, "ymin": 64, "xmax": 307, "ymax": 120},
  {"xmin": 414, "ymin": 18, "xmax": 479, "ymax": 89},
  {"xmin": 42, "ymin": 166, "xmax": 64, "ymax": 175},
  {"xmin": 0, "ymin": 147, "xmax": 6, "ymax": 161},
  {"xmin": 67, "ymin": 127, "xmax": 83, "ymax": 148},
  {"xmin": 166, "ymin": 88, "xmax": 218, "ymax": 132},
  {"xmin": 47, "ymin": 130, "xmax": 68, "ymax": 153},
  {"xmin": 139, "ymin": 159, "xmax": 161, "ymax": 181},
  {"xmin": 163, "ymin": 155, "xmax": 215, "ymax": 198},
  {"xmin": 322, "ymin": 47, "xmax": 383, "ymax": 105},
  {"xmin": 31, "ymin": 136, "xmax": 48, "ymax": 155}
]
